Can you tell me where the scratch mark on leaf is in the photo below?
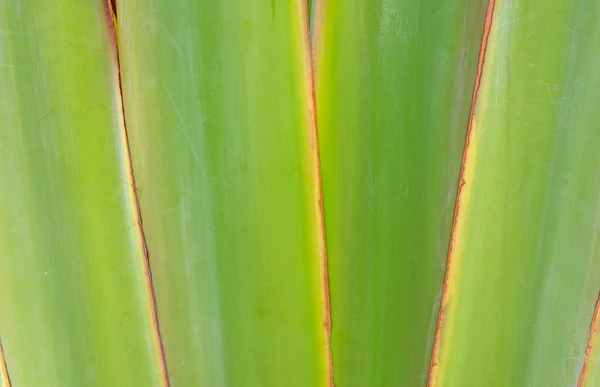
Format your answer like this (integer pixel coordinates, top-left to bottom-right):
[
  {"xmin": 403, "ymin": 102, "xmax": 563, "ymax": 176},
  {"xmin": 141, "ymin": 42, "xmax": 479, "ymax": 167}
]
[
  {"xmin": 162, "ymin": 82, "xmax": 202, "ymax": 169},
  {"xmin": 0, "ymin": 63, "xmax": 27, "ymax": 70},
  {"xmin": 157, "ymin": 21, "xmax": 183, "ymax": 56}
]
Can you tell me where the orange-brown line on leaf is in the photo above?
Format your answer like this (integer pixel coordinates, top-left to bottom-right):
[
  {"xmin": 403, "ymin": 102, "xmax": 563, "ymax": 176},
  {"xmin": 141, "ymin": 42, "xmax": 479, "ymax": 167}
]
[
  {"xmin": 102, "ymin": 1, "xmax": 170, "ymax": 385},
  {"xmin": 301, "ymin": 0, "xmax": 334, "ymax": 385},
  {"xmin": 578, "ymin": 291, "xmax": 600, "ymax": 386},
  {"xmin": 425, "ymin": 0, "xmax": 496, "ymax": 386}
]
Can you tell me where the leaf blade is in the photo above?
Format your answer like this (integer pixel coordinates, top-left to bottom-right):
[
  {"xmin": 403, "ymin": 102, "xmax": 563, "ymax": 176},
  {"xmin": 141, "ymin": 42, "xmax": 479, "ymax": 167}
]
[
  {"xmin": 432, "ymin": 1, "xmax": 600, "ymax": 385},
  {"xmin": 0, "ymin": 1, "xmax": 165, "ymax": 385},
  {"xmin": 314, "ymin": 0, "xmax": 488, "ymax": 385},
  {"xmin": 117, "ymin": 1, "xmax": 331, "ymax": 385}
]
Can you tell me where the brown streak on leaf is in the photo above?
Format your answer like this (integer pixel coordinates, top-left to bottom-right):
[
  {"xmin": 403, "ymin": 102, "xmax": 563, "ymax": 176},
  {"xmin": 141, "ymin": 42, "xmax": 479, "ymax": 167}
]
[
  {"xmin": 426, "ymin": 0, "xmax": 496, "ymax": 385},
  {"xmin": 578, "ymin": 292, "xmax": 600, "ymax": 386},
  {"xmin": 102, "ymin": 1, "xmax": 170, "ymax": 385},
  {"xmin": 301, "ymin": 0, "xmax": 334, "ymax": 385}
]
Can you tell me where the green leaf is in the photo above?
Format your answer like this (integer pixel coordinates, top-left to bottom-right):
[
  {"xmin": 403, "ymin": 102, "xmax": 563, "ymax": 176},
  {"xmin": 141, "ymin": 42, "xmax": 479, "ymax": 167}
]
[
  {"xmin": 431, "ymin": 1, "xmax": 600, "ymax": 385},
  {"xmin": 313, "ymin": 0, "xmax": 488, "ymax": 385},
  {"xmin": 116, "ymin": 1, "xmax": 331, "ymax": 386},
  {"xmin": 3, "ymin": 1, "xmax": 600, "ymax": 386},
  {"xmin": 0, "ymin": 1, "xmax": 165, "ymax": 385}
]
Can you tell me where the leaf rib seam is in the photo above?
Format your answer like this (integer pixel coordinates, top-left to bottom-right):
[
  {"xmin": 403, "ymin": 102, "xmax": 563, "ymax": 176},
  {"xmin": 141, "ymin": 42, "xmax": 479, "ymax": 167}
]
[
  {"xmin": 425, "ymin": 0, "xmax": 497, "ymax": 385},
  {"xmin": 302, "ymin": 0, "xmax": 334, "ymax": 385},
  {"xmin": 103, "ymin": 1, "xmax": 170, "ymax": 385}
]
